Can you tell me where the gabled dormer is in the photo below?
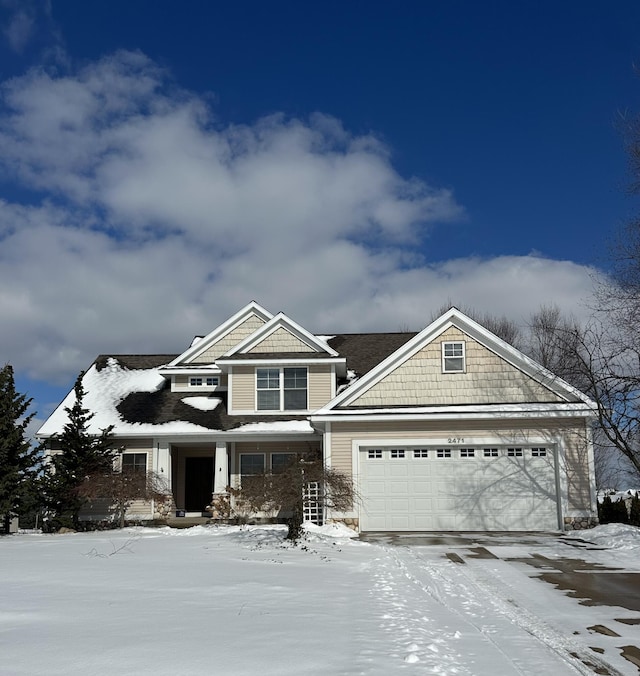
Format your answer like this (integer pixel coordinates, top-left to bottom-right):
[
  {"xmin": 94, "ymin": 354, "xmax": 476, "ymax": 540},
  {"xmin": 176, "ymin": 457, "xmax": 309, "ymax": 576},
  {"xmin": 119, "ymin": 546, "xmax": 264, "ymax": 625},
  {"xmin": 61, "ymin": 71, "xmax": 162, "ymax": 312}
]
[
  {"xmin": 216, "ymin": 312, "xmax": 346, "ymax": 414},
  {"xmin": 158, "ymin": 301, "xmax": 273, "ymax": 393}
]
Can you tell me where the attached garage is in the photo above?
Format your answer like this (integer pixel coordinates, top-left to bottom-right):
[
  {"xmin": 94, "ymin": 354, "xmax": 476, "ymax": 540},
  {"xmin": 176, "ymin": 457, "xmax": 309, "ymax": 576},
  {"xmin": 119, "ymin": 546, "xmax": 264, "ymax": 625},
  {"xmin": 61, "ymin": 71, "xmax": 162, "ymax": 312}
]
[{"xmin": 358, "ymin": 443, "xmax": 561, "ymax": 532}]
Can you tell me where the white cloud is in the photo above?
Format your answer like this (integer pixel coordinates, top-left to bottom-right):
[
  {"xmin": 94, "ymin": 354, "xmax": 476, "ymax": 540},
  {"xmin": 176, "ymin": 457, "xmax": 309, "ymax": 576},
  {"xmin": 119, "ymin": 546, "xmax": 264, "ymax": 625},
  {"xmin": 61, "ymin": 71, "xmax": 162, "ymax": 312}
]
[
  {"xmin": 1, "ymin": 0, "xmax": 35, "ymax": 53},
  {"xmin": 0, "ymin": 50, "xmax": 599, "ymax": 385}
]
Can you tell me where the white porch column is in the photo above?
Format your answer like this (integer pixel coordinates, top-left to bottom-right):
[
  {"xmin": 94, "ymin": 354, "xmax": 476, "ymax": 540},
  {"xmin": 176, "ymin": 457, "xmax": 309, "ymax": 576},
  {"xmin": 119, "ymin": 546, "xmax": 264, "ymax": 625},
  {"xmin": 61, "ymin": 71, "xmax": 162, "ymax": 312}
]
[
  {"xmin": 213, "ymin": 441, "xmax": 229, "ymax": 494},
  {"xmin": 155, "ymin": 441, "xmax": 171, "ymax": 489}
]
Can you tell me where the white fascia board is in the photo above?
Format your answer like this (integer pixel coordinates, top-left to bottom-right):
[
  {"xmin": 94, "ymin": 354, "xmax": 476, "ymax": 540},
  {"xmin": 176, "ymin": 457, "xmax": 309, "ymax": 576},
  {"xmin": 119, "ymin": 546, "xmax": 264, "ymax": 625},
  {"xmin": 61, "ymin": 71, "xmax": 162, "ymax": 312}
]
[
  {"xmin": 107, "ymin": 431, "xmax": 318, "ymax": 443},
  {"xmin": 158, "ymin": 366, "xmax": 223, "ymax": 375},
  {"xmin": 224, "ymin": 312, "xmax": 340, "ymax": 357},
  {"xmin": 326, "ymin": 307, "xmax": 595, "ymax": 409},
  {"xmin": 168, "ymin": 301, "xmax": 273, "ymax": 366},
  {"xmin": 217, "ymin": 357, "xmax": 346, "ymax": 366},
  {"xmin": 311, "ymin": 402, "xmax": 596, "ymax": 422},
  {"xmin": 36, "ymin": 388, "xmax": 76, "ymax": 438}
]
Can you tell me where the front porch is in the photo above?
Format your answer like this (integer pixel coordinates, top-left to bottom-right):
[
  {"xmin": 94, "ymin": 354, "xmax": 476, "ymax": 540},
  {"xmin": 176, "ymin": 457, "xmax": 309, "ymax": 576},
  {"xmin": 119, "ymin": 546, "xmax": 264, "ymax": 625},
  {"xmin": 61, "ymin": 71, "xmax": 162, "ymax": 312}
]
[{"xmin": 158, "ymin": 439, "xmax": 324, "ymax": 522}]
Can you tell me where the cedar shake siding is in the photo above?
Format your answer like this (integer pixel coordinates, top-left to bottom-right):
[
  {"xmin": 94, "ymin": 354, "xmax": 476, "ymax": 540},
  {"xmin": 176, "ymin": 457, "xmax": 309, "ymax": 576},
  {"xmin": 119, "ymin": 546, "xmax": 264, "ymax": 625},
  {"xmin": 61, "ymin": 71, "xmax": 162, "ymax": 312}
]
[
  {"xmin": 348, "ymin": 327, "xmax": 567, "ymax": 408},
  {"xmin": 191, "ymin": 314, "xmax": 267, "ymax": 363},
  {"xmin": 247, "ymin": 327, "xmax": 316, "ymax": 353}
]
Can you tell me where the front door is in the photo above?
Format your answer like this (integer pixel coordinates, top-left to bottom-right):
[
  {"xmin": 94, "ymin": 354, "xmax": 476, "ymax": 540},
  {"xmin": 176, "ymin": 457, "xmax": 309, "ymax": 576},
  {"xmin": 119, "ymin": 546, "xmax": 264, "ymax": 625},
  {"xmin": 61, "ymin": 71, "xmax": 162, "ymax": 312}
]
[{"xmin": 184, "ymin": 457, "xmax": 214, "ymax": 513}]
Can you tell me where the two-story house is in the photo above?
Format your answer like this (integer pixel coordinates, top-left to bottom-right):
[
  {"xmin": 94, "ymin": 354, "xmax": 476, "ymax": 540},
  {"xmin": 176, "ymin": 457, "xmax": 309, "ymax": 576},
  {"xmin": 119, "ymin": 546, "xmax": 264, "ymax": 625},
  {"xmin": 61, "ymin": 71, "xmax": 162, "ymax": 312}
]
[{"xmin": 37, "ymin": 301, "xmax": 599, "ymax": 532}]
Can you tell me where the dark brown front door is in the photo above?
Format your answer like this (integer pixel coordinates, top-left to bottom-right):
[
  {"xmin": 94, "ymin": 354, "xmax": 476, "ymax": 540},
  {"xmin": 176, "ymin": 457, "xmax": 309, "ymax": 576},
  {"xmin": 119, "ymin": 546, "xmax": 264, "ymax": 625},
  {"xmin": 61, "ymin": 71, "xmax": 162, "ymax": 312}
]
[{"xmin": 184, "ymin": 457, "xmax": 214, "ymax": 512}]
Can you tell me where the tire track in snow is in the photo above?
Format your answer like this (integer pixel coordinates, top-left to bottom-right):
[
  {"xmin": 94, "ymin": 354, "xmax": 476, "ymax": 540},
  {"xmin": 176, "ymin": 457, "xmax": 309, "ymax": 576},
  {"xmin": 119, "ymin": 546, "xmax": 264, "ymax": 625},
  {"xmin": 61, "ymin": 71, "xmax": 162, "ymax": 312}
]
[{"xmin": 384, "ymin": 545, "xmax": 624, "ymax": 676}]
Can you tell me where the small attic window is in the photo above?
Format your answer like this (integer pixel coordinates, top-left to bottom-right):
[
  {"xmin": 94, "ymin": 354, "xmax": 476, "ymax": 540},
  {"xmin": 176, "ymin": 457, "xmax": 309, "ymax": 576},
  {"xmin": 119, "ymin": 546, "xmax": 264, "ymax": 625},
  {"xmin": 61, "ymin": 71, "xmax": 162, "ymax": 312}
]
[
  {"xmin": 189, "ymin": 377, "xmax": 219, "ymax": 387},
  {"xmin": 442, "ymin": 341, "xmax": 465, "ymax": 373}
]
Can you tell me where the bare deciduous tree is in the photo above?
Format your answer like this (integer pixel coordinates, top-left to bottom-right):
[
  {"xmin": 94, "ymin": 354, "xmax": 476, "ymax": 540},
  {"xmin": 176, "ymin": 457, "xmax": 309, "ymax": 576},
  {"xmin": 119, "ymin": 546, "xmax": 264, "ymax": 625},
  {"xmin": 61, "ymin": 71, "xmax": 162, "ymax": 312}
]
[
  {"xmin": 231, "ymin": 452, "xmax": 355, "ymax": 541},
  {"xmin": 77, "ymin": 467, "xmax": 169, "ymax": 528}
]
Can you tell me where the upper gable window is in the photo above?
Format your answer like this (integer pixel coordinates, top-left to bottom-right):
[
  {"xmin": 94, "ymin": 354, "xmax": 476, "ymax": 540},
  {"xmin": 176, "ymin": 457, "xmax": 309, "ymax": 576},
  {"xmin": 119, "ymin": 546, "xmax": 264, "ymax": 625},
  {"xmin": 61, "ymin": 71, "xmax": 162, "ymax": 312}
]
[
  {"xmin": 442, "ymin": 341, "xmax": 465, "ymax": 373},
  {"xmin": 189, "ymin": 376, "xmax": 219, "ymax": 387},
  {"xmin": 256, "ymin": 367, "xmax": 307, "ymax": 411}
]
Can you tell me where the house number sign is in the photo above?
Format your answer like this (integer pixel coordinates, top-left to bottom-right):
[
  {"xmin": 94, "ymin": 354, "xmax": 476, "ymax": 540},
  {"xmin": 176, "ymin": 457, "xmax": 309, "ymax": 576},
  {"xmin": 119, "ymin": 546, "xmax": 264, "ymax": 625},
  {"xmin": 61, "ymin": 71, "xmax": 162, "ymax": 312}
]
[{"xmin": 447, "ymin": 437, "xmax": 465, "ymax": 444}]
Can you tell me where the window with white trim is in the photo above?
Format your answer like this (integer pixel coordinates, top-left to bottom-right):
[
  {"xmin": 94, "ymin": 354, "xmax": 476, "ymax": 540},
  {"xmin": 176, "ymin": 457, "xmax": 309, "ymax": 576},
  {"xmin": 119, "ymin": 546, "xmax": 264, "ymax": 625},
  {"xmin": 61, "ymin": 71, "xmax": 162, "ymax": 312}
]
[
  {"xmin": 413, "ymin": 449, "xmax": 429, "ymax": 458},
  {"xmin": 390, "ymin": 449, "xmax": 405, "ymax": 459},
  {"xmin": 436, "ymin": 448, "xmax": 452, "ymax": 458},
  {"xmin": 271, "ymin": 452, "xmax": 296, "ymax": 473},
  {"xmin": 507, "ymin": 448, "xmax": 523, "ymax": 457},
  {"xmin": 240, "ymin": 453, "xmax": 265, "ymax": 478},
  {"xmin": 531, "ymin": 447, "xmax": 547, "ymax": 457},
  {"xmin": 460, "ymin": 448, "xmax": 475, "ymax": 458},
  {"xmin": 368, "ymin": 449, "xmax": 383, "ymax": 459},
  {"xmin": 442, "ymin": 341, "xmax": 465, "ymax": 373},
  {"xmin": 122, "ymin": 453, "xmax": 147, "ymax": 473},
  {"xmin": 189, "ymin": 376, "xmax": 219, "ymax": 387},
  {"xmin": 256, "ymin": 367, "xmax": 307, "ymax": 411},
  {"xmin": 483, "ymin": 448, "xmax": 499, "ymax": 458}
]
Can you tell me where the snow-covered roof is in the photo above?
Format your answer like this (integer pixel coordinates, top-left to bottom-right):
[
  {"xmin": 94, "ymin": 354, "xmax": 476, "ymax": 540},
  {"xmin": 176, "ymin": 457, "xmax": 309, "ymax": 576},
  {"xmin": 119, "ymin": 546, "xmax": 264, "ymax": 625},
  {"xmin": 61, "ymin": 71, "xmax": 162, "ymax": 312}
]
[{"xmin": 37, "ymin": 358, "xmax": 315, "ymax": 438}]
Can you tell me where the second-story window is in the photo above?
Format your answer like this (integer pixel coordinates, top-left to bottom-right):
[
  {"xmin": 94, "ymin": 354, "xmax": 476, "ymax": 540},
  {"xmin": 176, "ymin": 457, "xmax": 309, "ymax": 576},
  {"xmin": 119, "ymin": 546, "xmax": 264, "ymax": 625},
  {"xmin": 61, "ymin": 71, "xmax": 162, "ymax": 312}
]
[
  {"xmin": 256, "ymin": 367, "xmax": 307, "ymax": 411},
  {"xmin": 442, "ymin": 341, "xmax": 465, "ymax": 373}
]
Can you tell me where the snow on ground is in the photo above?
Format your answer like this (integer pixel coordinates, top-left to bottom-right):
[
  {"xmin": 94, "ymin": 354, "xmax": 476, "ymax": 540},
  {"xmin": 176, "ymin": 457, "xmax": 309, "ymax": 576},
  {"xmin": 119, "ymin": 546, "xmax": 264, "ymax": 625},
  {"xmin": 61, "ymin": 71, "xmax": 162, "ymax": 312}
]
[{"xmin": 2, "ymin": 524, "xmax": 640, "ymax": 675}]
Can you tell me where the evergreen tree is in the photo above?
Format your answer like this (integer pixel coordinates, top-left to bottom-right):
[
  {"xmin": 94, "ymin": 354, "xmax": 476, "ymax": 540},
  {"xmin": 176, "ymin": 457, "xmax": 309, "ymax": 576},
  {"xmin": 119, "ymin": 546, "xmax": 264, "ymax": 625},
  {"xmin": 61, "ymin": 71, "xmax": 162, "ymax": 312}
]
[
  {"xmin": 0, "ymin": 364, "xmax": 42, "ymax": 534},
  {"xmin": 45, "ymin": 373, "xmax": 116, "ymax": 530},
  {"xmin": 629, "ymin": 492, "xmax": 640, "ymax": 527}
]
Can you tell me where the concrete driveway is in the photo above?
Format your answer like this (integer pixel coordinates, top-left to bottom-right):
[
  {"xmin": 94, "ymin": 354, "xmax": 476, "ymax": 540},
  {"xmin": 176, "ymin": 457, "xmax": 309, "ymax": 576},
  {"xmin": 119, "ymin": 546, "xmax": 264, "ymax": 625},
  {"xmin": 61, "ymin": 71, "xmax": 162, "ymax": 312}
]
[{"xmin": 361, "ymin": 531, "xmax": 640, "ymax": 674}]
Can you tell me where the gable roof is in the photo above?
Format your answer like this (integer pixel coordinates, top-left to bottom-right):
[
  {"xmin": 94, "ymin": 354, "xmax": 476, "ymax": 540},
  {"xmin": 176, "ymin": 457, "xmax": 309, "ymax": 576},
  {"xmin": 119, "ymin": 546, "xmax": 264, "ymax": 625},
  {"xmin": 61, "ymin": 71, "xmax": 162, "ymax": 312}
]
[
  {"xmin": 319, "ymin": 307, "xmax": 596, "ymax": 411},
  {"xmin": 223, "ymin": 312, "xmax": 340, "ymax": 357},
  {"xmin": 168, "ymin": 301, "xmax": 273, "ymax": 366}
]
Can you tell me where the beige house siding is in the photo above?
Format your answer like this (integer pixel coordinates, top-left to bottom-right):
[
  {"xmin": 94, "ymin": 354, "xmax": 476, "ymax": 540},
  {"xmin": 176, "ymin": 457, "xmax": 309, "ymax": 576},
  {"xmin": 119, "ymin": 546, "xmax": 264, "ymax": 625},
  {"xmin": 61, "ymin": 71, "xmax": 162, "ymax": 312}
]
[
  {"xmin": 231, "ymin": 364, "xmax": 334, "ymax": 412},
  {"xmin": 230, "ymin": 365, "xmax": 255, "ymax": 410},
  {"xmin": 349, "ymin": 327, "xmax": 566, "ymax": 407},
  {"xmin": 248, "ymin": 327, "xmax": 316, "ymax": 353},
  {"xmin": 191, "ymin": 314, "xmax": 267, "ymax": 363},
  {"xmin": 328, "ymin": 417, "xmax": 592, "ymax": 512},
  {"xmin": 309, "ymin": 364, "xmax": 333, "ymax": 410}
]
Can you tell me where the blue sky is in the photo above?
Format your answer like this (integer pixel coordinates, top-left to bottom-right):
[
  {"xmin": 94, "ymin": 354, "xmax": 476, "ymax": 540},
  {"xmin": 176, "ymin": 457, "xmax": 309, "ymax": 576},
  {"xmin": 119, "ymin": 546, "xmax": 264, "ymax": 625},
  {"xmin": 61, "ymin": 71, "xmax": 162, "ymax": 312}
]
[{"xmin": 1, "ymin": 1, "xmax": 639, "ymax": 432}]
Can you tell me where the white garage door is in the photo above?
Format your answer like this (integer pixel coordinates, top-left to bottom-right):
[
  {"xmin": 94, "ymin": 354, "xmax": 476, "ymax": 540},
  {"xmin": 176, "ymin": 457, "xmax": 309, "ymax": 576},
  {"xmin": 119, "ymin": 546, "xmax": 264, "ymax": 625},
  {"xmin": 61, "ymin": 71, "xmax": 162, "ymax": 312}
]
[{"xmin": 359, "ymin": 445, "xmax": 559, "ymax": 532}]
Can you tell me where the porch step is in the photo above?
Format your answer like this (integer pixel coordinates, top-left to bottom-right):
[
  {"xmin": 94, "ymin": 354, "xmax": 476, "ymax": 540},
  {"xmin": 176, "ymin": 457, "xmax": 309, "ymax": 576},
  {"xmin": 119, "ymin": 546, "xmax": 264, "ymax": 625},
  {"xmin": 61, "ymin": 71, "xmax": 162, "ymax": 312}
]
[{"xmin": 164, "ymin": 516, "xmax": 212, "ymax": 529}]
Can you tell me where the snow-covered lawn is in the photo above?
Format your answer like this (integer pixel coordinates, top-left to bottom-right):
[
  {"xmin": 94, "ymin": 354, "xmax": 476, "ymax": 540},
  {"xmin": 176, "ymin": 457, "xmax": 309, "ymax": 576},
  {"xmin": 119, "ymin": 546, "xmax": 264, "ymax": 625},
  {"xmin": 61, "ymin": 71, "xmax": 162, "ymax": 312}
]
[{"xmin": 2, "ymin": 524, "xmax": 640, "ymax": 675}]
